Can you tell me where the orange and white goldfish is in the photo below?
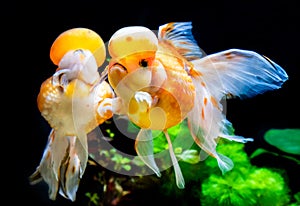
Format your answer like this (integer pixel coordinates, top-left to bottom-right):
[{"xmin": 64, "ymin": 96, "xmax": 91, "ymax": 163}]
[
  {"xmin": 30, "ymin": 28, "xmax": 115, "ymax": 201},
  {"xmin": 105, "ymin": 22, "xmax": 288, "ymax": 189}
]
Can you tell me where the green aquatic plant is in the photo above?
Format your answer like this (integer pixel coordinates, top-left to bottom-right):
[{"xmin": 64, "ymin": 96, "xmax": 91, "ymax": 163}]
[
  {"xmin": 151, "ymin": 120, "xmax": 201, "ymax": 163},
  {"xmin": 150, "ymin": 123, "xmax": 293, "ymax": 205},
  {"xmin": 128, "ymin": 119, "xmax": 202, "ymax": 170},
  {"xmin": 264, "ymin": 128, "xmax": 300, "ymax": 155},
  {"xmin": 145, "ymin": 121, "xmax": 293, "ymax": 206},
  {"xmin": 249, "ymin": 128, "xmax": 300, "ymax": 205},
  {"xmin": 85, "ymin": 121, "xmax": 296, "ymax": 205},
  {"xmin": 200, "ymin": 167, "xmax": 290, "ymax": 206},
  {"xmin": 84, "ymin": 170, "xmax": 132, "ymax": 206},
  {"xmin": 251, "ymin": 128, "xmax": 300, "ymax": 164},
  {"xmin": 85, "ymin": 192, "xmax": 100, "ymax": 206},
  {"xmin": 289, "ymin": 191, "xmax": 300, "ymax": 206},
  {"xmin": 98, "ymin": 149, "xmax": 132, "ymax": 172},
  {"xmin": 105, "ymin": 128, "xmax": 115, "ymax": 139},
  {"xmin": 199, "ymin": 139, "xmax": 291, "ymax": 206}
]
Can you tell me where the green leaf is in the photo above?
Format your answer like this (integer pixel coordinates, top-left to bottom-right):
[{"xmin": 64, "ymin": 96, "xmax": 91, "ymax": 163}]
[
  {"xmin": 294, "ymin": 191, "xmax": 300, "ymax": 202},
  {"xmin": 264, "ymin": 129, "xmax": 300, "ymax": 155},
  {"xmin": 111, "ymin": 153, "xmax": 123, "ymax": 162},
  {"xmin": 250, "ymin": 148, "xmax": 300, "ymax": 164},
  {"xmin": 250, "ymin": 148, "xmax": 270, "ymax": 159},
  {"xmin": 122, "ymin": 164, "xmax": 132, "ymax": 171},
  {"xmin": 120, "ymin": 157, "xmax": 131, "ymax": 164},
  {"xmin": 85, "ymin": 192, "xmax": 99, "ymax": 205}
]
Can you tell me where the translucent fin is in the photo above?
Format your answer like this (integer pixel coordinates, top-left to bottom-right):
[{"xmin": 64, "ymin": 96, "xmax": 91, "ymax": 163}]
[
  {"xmin": 135, "ymin": 129, "xmax": 161, "ymax": 177},
  {"xmin": 29, "ymin": 129, "xmax": 68, "ymax": 200},
  {"xmin": 187, "ymin": 76, "xmax": 234, "ymax": 173},
  {"xmin": 51, "ymin": 130, "xmax": 69, "ymax": 180},
  {"xmin": 164, "ymin": 131, "xmax": 185, "ymax": 189},
  {"xmin": 30, "ymin": 129, "xmax": 87, "ymax": 201},
  {"xmin": 216, "ymin": 153, "xmax": 234, "ymax": 174},
  {"xmin": 220, "ymin": 119, "xmax": 253, "ymax": 143},
  {"xmin": 71, "ymin": 82, "xmax": 90, "ymax": 179},
  {"xmin": 199, "ymin": 149, "xmax": 209, "ymax": 161},
  {"xmin": 73, "ymin": 131, "xmax": 88, "ymax": 179},
  {"xmin": 186, "ymin": 48, "xmax": 287, "ymax": 174},
  {"xmin": 191, "ymin": 49, "xmax": 288, "ymax": 101},
  {"xmin": 187, "ymin": 76, "xmax": 223, "ymax": 149},
  {"xmin": 221, "ymin": 134, "xmax": 253, "ymax": 143},
  {"xmin": 158, "ymin": 22, "xmax": 204, "ymax": 61},
  {"xmin": 58, "ymin": 136, "xmax": 81, "ymax": 202}
]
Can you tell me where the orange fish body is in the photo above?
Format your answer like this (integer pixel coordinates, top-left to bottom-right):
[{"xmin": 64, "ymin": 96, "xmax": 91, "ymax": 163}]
[
  {"xmin": 37, "ymin": 77, "xmax": 114, "ymax": 134},
  {"xmin": 108, "ymin": 27, "xmax": 196, "ymax": 131},
  {"xmin": 107, "ymin": 25, "xmax": 199, "ymax": 188},
  {"xmin": 106, "ymin": 22, "xmax": 288, "ymax": 189},
  {"xmin": 30, "ymin": 28, "xmax": 114, "ymax": 201},
  {"xmin": 127, "ymin": 46, "xmax": 196, "ymax": 130}
]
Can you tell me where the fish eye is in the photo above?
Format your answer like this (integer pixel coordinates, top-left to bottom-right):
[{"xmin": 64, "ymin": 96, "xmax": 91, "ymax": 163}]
[
  {"xmin": 52, "ymin": 70, "xmax": 69, "ymax": 92},
  {"xmin": 139, "ymin": 59, "xmax": 148, "ymax": 68}
]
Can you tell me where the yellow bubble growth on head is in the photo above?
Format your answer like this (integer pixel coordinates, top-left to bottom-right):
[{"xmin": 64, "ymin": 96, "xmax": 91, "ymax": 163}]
[
  {"xmin": 50, "ymin": 28, "xmax": 106, "ymax": 67},
  {"xmin": 108, "ymin": 26, "xmax": 158, "ymax": 59}
]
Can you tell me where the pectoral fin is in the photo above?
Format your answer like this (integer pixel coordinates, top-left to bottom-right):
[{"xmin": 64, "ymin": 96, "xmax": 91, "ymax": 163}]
[
  {"xmin": 164, "ymin": 131, "xmax": 185, "ymax": 189},
  {"xmin": 135, "ymin": 129, "xmax": 161, "ymax": 177}
]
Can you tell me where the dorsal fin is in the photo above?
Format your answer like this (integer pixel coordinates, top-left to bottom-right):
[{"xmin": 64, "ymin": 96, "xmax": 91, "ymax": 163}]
[{"xmin": 158, "ymin": 22, "xmax": 204, "ymax": 61}]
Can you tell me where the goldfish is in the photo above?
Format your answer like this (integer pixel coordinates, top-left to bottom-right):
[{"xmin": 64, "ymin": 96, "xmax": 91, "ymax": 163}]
[
  {"xmin": 29, "ymin": 28, "xmax": 115, "ymax": 201},
  {"xmin": 104, "ymin": 22, "xmax": 288, "ymax": 189}
]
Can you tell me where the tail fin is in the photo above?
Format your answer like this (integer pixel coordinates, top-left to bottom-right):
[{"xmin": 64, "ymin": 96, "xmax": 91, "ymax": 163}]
[
  {"xmin": 29, "ymin": 129, "xmax": 87, "ymax": 201},
  {"xmin": 186, "ymin": 48, "xmax": 287, "ymax": 174},
  {"xmin": 190, "ymin": 49, "xmax": 288, "ymax": 101}
]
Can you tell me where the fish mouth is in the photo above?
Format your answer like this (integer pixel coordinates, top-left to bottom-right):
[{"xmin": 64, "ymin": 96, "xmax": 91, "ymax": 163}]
[{"xmin": 55, "ymin": 49, "xmax": 100, "ymax": 86}]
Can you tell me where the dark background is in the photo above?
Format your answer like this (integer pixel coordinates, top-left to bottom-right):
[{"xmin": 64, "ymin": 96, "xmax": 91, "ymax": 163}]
[{"xmin": 13, "ymin": 0, "xmax": 300, "ymax": 205}]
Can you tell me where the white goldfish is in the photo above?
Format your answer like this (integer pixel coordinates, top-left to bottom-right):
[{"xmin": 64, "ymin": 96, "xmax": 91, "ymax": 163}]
[
  {"xmin": 105, "ymin": 22, "xmax": 288, "ymax": 189},
  {"xmin": 30, "ymin": 28, "xmax": 115, "ymax": 201}
]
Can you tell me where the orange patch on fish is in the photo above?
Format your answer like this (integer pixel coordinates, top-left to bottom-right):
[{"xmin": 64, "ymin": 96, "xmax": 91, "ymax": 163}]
[
  {"xmin": 210, "ymin": 96, "xmax": 219, "ymax": 109},
  {"xmin": 203, "ymin": 97, "xmax": 207, "ymax": 106},
  {"xmin": 46, "ymin": 150, "xmax": 51, "ymax": 160},
  {"xmin": 189, "ymin": 67, "xmax": 203, "ymax": 77},
  {"xmin": 126, "ymin": 36, "xmax": 132, "ymax": 42},
  {"xmin": 201, "ymin": 107, "xmax": 205, "ymax": 120}
]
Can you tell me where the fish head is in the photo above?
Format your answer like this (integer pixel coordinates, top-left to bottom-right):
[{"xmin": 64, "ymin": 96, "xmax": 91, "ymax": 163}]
[
  {"xmin": 49, "ymin": 28, "xmax": 107, "ymax": 86},
  {"xmin": 56, "ymin": 49, "xmax": 100, "ymax": 85},
  {"xmin": 107, "ymin": 26, "xmax": 166, "ymax": 97}
]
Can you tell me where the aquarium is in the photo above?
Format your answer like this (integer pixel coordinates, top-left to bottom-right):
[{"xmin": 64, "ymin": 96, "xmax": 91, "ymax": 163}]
[{"xmin": 27, "ymin": 2, "xmax": 300, "ymax": 205}]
